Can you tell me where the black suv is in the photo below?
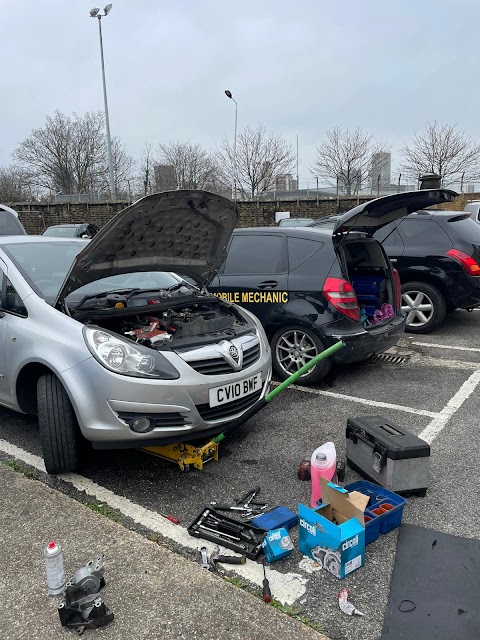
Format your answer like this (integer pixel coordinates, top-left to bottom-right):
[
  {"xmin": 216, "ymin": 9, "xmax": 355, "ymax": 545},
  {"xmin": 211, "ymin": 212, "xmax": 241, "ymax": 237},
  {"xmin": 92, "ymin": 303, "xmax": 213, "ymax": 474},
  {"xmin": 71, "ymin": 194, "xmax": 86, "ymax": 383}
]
[
  {"xmin": 373, "ymin": 210, "xmax": 480, "ymax": 333},
  {"xmin": 209, "ymin": 190, "xmax": 455, "ymax": 384}
]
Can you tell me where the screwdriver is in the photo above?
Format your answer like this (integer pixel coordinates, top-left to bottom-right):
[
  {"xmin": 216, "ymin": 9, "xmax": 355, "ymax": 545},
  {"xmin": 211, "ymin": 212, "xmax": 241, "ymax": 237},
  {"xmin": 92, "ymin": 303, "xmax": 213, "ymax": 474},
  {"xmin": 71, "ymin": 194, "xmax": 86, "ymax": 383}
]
[
  {"xmin": 160, "ymin": 512, "xmax": 180, "ymax": 525},
  {"xmin": 262, "ymin": 558, "xmax": 272, "ymax": 603}
]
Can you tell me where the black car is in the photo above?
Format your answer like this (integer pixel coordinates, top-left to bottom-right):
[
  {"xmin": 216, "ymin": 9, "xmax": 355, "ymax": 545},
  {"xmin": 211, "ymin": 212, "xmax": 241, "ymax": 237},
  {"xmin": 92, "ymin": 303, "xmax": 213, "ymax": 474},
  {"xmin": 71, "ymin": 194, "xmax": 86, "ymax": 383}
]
[
  {"xmin": 42, "ymin": 223, "xmax": 99, "ymax": 239},
  {"xmin": 209, "ymin": 190, "xmax": 456, "ymax": 384},
  {"xmin": 314, "ymin": 206, "xmax": 480, "ymax": 333},
  {"xmin": 374, "ymin": 209, "xmax": 480, "ymax": 333}
]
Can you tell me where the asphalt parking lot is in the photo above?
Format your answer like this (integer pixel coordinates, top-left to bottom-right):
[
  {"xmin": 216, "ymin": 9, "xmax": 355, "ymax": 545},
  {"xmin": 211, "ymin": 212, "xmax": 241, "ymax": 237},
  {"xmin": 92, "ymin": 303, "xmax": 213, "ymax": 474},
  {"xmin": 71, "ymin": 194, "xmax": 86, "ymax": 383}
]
[{"xmin": 1, "ymin": 309, "xmax": 479, "ymax": 640}]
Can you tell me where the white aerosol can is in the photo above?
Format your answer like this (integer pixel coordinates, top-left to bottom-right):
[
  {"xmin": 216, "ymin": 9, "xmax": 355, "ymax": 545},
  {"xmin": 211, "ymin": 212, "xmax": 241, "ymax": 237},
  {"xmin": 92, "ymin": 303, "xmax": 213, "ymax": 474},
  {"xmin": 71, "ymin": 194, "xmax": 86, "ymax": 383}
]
[{"xmin": 44, "ymin": 541, "xmax": 65, "ymax": 596}]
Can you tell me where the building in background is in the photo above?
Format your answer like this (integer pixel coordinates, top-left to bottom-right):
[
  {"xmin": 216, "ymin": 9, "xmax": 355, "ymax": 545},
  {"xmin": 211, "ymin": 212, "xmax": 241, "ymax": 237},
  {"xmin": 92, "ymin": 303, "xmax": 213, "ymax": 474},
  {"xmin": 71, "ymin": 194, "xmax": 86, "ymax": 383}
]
[
  {"xmin": 275, "ymin": 174, "xmax": 298, "ymax": 192},
  {"xmin": 370, "ymin": 152, "xmax": 392, "ymax": 190},
  {"xmin": 154, "ymin": 164, "xmax": 176, "ymax": 192}
]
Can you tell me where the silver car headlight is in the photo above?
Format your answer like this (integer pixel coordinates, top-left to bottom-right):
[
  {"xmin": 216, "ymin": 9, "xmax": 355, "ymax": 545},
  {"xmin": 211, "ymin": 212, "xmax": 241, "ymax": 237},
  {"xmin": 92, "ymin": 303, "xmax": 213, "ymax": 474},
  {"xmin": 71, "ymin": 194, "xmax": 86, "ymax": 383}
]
[{"xmin": 83, "ymin": 327, "xmax": 180, "ymax": 379}]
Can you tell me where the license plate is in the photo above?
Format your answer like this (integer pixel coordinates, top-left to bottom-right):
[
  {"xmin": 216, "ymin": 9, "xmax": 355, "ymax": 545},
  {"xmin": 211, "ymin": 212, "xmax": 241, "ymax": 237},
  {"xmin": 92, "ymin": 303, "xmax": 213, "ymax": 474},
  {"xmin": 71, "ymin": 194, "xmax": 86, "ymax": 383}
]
[{"xmin": 208, "ymin": 373, "xmax": 262, "ymax": 408}]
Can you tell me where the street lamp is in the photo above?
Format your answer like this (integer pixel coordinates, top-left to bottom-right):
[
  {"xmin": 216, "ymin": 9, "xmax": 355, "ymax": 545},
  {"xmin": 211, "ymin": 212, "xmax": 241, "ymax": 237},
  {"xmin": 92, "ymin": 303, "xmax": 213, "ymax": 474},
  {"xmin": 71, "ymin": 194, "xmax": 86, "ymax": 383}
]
[
  {"xmin": 224, "ymin": 90, "xmax": 238, "ymax": 201},
  {"xmin": 90, "ymin": 4, "xmax": 116, "ymax": 200}
]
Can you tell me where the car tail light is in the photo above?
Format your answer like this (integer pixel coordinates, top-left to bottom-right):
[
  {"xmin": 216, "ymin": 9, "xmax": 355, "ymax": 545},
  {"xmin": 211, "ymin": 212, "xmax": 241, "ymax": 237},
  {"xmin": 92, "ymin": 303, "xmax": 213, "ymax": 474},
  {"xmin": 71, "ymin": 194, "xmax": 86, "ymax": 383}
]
[
  {"xmin": 392, "ymin": 268, "xmax": 402, "ymax": 309},
  {"xmin": 323, "ymin": 277, "xmax": 360, "ymax": 321},
  {"xmin": 446, "ymin": 249, "xmax": 480, "ymax": 276}
]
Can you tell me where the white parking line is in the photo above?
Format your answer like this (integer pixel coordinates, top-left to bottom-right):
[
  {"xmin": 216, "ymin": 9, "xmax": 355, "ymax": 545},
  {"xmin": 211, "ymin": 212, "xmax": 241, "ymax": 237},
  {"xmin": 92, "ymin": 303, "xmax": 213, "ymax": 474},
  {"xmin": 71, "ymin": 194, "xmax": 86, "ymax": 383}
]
[
  {"xmin": 271, "ymin": 382, "xmax": 439, "ymax": 418},
  {"xmin": 419, "ymin": 368, "xmax": 480, "ymax": 444},
  {"xmin": 0, "ymin": 439, "xmax": 307, "ymax": 605},
  {"xmin": 411, "ymin": 342, "xmax": 480, "ymax": 353}
]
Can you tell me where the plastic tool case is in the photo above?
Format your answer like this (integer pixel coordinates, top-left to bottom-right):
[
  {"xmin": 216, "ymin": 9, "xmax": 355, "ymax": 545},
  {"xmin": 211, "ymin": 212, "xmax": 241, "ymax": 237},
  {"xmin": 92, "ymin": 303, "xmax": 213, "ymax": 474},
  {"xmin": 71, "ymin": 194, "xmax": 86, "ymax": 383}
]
[{"xmin": 346, "ymin": 416, "xmax": 430, "ymax": 496}]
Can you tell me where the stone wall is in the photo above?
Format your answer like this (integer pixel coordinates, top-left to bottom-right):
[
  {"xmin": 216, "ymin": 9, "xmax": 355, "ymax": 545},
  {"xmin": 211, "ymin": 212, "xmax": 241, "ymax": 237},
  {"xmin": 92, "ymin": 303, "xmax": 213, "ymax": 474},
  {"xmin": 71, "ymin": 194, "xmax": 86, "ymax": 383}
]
[
  {"xmin": 13, "ymin": 196, "xmax": 373, "ymax": 234},
  {"xmin": 11, "ymin": 191, "xmax": 479, "ymax": 234}
]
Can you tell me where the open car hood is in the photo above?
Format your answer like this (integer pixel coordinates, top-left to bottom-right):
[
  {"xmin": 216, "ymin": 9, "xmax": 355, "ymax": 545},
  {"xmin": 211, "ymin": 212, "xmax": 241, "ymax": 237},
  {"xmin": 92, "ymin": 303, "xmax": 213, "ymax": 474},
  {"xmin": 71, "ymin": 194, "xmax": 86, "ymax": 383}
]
[
  {"xmin": 54, "ymin": 190, "xmax": 238, "ymax": 305},
  {"xmin": 333, "ymin": 189, "xmax": 458, "ymax": 235}
]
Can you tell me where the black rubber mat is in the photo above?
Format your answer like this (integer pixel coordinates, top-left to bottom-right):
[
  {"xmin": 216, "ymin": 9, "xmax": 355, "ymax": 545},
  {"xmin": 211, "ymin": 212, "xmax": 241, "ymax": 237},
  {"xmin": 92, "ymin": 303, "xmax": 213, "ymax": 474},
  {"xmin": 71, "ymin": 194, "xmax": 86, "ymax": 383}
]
[{"xmin": 381, "ymin": 524, "xmax": 480, "ymax": 639}]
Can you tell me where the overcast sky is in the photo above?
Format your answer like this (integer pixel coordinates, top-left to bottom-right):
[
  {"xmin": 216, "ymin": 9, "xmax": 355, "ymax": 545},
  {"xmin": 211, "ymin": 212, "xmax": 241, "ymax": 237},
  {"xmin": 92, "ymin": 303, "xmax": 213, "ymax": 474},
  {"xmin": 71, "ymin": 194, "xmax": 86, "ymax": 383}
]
[{"xmin": 1, "ymin": 0, "xmax": 478, "ymax": 187}]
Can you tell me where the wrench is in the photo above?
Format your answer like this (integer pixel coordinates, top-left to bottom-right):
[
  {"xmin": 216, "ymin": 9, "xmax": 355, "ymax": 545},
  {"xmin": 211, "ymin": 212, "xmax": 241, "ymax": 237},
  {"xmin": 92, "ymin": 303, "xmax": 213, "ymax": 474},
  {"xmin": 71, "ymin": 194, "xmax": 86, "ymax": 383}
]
[{"xmin": 199, "ymin": 547, "xmax": 211, "ymax": 570}]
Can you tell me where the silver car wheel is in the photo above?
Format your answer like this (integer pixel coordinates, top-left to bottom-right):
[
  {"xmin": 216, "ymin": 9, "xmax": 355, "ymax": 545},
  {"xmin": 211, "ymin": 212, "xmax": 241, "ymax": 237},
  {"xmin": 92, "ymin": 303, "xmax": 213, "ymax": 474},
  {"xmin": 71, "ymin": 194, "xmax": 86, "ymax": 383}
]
[
  {"xmin": 401, "ymin": 291, "xmax": 434, "ymax": 328},
  {"xmin": 275, "ymin": 329, "xmax": 318, "ymax": 377}
]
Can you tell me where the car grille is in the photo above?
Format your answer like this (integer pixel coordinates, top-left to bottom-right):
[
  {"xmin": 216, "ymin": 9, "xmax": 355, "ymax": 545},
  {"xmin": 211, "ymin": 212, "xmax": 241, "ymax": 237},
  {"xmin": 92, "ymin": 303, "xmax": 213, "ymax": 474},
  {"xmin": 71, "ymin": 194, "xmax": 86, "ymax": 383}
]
[
  {"xmin": 117, "ymin": 411, "xmax": 190, "ymax": 429},
  {"xmin": 187, "ymin": 343, "xmax": 261, "ymax": 375},
  {"xmin": 196, "ymin": 389, "xmax": 262, "ymax": 422}
]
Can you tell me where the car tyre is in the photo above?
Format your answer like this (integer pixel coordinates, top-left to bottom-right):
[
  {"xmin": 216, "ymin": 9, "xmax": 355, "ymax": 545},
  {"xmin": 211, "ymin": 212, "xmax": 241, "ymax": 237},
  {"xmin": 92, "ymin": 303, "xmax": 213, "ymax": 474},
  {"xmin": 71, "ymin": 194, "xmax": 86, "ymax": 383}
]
[
  {"xmin": 401, "ymin": 281, "xmax": 446, "ymax": 334},
  {"xmin": 37, "ymin": 373, "xmax": 82, "ymax": 474},
  {"xmin": 271, "ymin": 325, "xmax": 332, "ymax": 385}
]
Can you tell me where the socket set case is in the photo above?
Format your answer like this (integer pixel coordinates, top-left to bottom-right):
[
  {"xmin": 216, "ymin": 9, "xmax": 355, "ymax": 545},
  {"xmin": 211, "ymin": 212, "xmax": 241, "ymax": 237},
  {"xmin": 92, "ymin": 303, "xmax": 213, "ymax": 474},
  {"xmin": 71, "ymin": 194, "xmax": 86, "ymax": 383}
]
[{"xmin": 187, "ymin": 507, "xmax": 266, "ymax": 559}]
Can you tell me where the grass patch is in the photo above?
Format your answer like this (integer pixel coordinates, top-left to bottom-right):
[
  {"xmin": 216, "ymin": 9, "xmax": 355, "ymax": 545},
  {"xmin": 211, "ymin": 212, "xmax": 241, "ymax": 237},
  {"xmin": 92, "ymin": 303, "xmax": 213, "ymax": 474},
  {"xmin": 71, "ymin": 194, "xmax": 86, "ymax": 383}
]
[
  {"xmin": 3, "ymin": 458, "xmax": 37, "ymax": 479},
  {"xmin": 84, "ymin": 500, "xmax": 123, "ymax": 523},
  {"xmin": 4, "ymin": 459, "xmax": 21, "ymax": 471},
  {"xmin": 147, "ymin": 532, "xmax": 160, "ymax": 543},
  {"xmin": 224, "ymin": 576, "xmax": 249, "ymax": 589}
]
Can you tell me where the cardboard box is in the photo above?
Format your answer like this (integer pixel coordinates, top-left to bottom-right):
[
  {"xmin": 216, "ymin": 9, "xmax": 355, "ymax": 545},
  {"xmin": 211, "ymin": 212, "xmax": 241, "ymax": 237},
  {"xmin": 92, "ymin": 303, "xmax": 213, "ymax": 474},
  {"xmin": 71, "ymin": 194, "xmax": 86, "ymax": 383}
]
[
  {"xmin": 298, "ymin": 478, "xmax": 367, "ymax": 579},
  {"xmin": 261, "ymin": 527, "xmax": 294, "ymax": 562}
]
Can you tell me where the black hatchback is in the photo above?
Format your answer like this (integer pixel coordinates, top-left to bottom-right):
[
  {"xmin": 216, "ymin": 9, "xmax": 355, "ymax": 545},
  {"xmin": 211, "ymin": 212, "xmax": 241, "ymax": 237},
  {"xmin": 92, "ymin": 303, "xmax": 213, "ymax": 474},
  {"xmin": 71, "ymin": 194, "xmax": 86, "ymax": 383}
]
[
  {"xmin": 209, "ymin": 189, "xmax": 455, "ymax": 384},
  {"xmin": 373, "ymin": 209, "xmax": 480, "ymax": 333}
]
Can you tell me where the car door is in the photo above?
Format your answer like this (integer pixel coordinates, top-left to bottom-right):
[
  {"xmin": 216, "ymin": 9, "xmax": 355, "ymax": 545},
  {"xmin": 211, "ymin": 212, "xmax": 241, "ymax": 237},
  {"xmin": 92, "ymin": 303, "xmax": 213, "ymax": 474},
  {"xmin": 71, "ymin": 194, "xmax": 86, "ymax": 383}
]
[
  {"xmin": 373, "ymin": 222, "xmax": 405, "ymax": 270},
  {"xmin": 210, "ymin": 232, "xmax": 289, "ymax": 327},
  {"xmin": 0, "ymin": 263, "xmax": 29, "ymax": 405}
]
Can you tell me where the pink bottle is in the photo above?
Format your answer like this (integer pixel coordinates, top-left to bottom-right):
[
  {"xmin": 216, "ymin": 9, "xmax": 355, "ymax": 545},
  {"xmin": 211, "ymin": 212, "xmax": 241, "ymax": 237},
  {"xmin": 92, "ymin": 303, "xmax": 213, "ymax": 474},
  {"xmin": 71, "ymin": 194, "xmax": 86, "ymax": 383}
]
[{"xmin": 310, "ymin": 442, "xmax": 337, "ymax": 508}]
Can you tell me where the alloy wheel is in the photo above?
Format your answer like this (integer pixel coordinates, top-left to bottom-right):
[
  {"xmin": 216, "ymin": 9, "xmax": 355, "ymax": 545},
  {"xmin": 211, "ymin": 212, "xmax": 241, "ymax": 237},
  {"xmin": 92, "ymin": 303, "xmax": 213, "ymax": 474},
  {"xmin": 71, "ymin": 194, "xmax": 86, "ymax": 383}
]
[
  {"xmin": 401, "ymin": 290, "xmax": 434, "ymax": 328},
  {"xmin": 275, "ymin": 329, "xmax": 318, "ymax": 377}
]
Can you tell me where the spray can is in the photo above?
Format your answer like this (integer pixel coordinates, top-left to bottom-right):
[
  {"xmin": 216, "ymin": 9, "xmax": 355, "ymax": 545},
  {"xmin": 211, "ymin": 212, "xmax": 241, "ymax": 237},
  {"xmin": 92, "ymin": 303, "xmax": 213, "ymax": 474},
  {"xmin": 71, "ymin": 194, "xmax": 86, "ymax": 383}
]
[{"xmin": 44, "ymin": 541, "xmax": 65, "ymax": 596}]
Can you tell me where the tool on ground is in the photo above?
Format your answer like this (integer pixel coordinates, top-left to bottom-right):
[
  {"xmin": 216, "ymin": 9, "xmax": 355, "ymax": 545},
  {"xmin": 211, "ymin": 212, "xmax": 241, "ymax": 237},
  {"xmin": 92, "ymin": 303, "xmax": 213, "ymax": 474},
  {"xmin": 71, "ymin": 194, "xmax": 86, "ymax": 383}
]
[
  {"xmin": 338, "ymin": 587, "xmax": 364, "ymax": 616},
  {"xmin": 209, "ymin": 545, "xmax": 246, "ymax": 567},
  {"xmin": 44, "ymin": 540, "xmax": 65, "ymax": 596},
  {"xmin": 211, "ymin": 486, "xmax": 269, "ymax": 520},
  {"xmin": 143, "ymin": 340, "xmax": 345, "ymax": 472},
  {"xmin": 262, "ymin": 558, "xmax": 272, "ymax": 603},
  {"xmin": 188, "ymin": 507, "xmax": 265, "ymax": 559},
  {"xmin": 199, "ymin": 547, "xmax": 211, "ymax": 570},
  {"xmin": 159, "ymin": 512, "xmax": 180, "ymax": 525}
]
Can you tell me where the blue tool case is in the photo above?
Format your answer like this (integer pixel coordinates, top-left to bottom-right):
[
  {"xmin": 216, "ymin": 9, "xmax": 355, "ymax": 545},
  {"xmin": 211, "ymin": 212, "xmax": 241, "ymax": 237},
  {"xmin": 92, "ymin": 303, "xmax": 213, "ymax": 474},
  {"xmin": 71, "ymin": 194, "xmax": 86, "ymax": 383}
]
[{"xmin": 344, "ymin": 480, "xmax": 406, "ymax": 545}]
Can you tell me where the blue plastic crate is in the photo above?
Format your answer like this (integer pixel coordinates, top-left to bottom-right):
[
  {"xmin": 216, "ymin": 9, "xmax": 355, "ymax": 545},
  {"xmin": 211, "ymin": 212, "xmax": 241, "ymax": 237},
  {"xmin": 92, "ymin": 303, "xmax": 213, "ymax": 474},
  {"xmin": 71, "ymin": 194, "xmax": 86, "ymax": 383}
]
[
  {"xmin": 345, "ymin": 481, "xmax": 406, "ymax": 545},
  {"xmin": 351, "ymin": 276, "xmax": 385, "ymax": 294}
]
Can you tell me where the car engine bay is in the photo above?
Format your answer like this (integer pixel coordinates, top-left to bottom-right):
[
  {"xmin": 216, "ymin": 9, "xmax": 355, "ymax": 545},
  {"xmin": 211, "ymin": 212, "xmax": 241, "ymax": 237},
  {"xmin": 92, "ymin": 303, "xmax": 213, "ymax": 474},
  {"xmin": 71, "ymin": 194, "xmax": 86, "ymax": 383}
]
[{"xmin": 71, "ymin": 292, "xmax": 253, "ymax": 350}]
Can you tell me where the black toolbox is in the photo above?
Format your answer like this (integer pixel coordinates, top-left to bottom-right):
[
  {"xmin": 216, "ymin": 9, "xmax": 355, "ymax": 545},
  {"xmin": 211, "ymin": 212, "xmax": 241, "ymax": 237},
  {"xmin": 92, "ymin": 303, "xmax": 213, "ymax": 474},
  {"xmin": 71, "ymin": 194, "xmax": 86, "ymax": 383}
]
[{"xmin": 346, "ymin": 415, "xmax": 430, "ymax": 496}]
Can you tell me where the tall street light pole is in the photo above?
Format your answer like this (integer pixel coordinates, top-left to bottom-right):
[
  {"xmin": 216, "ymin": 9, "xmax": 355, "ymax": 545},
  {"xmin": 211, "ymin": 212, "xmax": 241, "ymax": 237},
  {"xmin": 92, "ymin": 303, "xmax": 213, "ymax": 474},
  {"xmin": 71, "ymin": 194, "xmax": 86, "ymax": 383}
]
[
  {"xmin": 224, "ymin": 90, "xmax": 237, "ymax": 201},
  {"xmin": 90, "ymin": 5, "xmax": 116, "ymax": 200}
]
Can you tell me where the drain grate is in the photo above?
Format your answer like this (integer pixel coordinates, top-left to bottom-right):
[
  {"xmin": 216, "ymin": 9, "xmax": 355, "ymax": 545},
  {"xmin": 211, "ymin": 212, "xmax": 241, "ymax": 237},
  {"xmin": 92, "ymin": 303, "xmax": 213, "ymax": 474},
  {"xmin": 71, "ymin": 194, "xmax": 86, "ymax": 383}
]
[{"xmin": 366, "ymin": 352, "xmax": 410, "ymax": 365}]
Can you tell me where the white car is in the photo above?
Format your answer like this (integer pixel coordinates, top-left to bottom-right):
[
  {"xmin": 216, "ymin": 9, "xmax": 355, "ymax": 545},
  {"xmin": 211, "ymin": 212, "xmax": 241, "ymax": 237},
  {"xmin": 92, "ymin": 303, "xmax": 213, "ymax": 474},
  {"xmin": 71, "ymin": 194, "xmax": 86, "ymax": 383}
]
[{"xmin": 463, "ymin": 201, "xmax": 480, "ymax": 223}]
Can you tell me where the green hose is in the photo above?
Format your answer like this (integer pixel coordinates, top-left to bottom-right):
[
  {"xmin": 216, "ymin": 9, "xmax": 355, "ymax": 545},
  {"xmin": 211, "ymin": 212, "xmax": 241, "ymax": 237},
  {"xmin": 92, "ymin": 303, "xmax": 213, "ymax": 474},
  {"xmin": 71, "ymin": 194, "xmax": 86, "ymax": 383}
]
[{"xmin": 213, "ymin": 339, "xmax": 346, "ymax": 444}]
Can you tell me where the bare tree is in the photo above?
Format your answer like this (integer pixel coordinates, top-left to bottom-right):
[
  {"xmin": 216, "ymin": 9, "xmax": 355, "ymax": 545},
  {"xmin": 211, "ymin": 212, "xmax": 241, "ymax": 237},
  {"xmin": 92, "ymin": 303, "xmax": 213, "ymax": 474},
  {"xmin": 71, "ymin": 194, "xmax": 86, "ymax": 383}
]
[
  {"xmin": 94, "ymin": 137, "xmax": 134, "ymax": 197},
  {"xmin": 137, "ymin": 143, "xmax": 155, "ymax": 196},
  {"xmin": 400, "ymin": 122, "xmax": 480, "ymax": 186},
  {"xmin": 0, "ymin": 165, "xmax": 33, "ymax": 202},
  {"xmin": 217, "ymin": 125, "xmax": 295, "ymax": 199},
  {"xmin": 13, "ymin": 110, "xmax": 133, "ymax": 197},
  {"xmin": 312, "ymin": 127, "xmax": 388, "ymax": 196},
  {"xmin": 156, "ymin": 141, "xmax": 218, "ymax": 191}
]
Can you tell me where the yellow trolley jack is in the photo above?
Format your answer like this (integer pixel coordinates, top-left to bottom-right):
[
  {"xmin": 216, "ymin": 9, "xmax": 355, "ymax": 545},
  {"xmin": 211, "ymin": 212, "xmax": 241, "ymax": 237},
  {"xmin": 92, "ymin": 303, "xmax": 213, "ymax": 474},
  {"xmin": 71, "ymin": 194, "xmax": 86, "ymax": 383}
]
[
  {"xmin": 142, "ymin": 341, "xmax": 345, "ymax": 472},
  {"xmin": 142, "ymin": 438, "xmax": 220, "ymax": 472}
]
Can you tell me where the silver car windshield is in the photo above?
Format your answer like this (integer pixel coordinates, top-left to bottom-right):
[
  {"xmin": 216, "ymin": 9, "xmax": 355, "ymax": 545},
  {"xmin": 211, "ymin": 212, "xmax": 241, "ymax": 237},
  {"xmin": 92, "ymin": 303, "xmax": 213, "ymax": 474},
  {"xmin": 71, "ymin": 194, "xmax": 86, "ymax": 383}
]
[
  {"xmin": 43, "ymin": 227, "xmax": 79, "ymax": 237},
  {"xmin": 2, "ymin": 241, "xmax": 183, "ymax": 302}
]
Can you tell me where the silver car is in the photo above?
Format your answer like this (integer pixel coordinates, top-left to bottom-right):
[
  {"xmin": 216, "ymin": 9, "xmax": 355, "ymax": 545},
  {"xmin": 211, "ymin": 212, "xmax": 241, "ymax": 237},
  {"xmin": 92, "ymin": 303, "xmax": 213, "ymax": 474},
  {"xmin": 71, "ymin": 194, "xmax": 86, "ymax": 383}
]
[{"xmin": 0, "ymin": 191, "xmax": 271, "ymax": 474}]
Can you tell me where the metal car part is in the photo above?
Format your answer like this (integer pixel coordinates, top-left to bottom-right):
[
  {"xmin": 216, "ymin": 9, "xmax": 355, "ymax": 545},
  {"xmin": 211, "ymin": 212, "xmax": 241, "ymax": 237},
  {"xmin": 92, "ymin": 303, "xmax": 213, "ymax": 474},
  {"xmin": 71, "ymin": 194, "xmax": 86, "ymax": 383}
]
[
  {"xmin": 58, "ymin": 593, "xmax": 114, "ymax": 633},
  {"xmin": 65, "ymin": 554, "xmax": 106, "ymax": 596}
]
